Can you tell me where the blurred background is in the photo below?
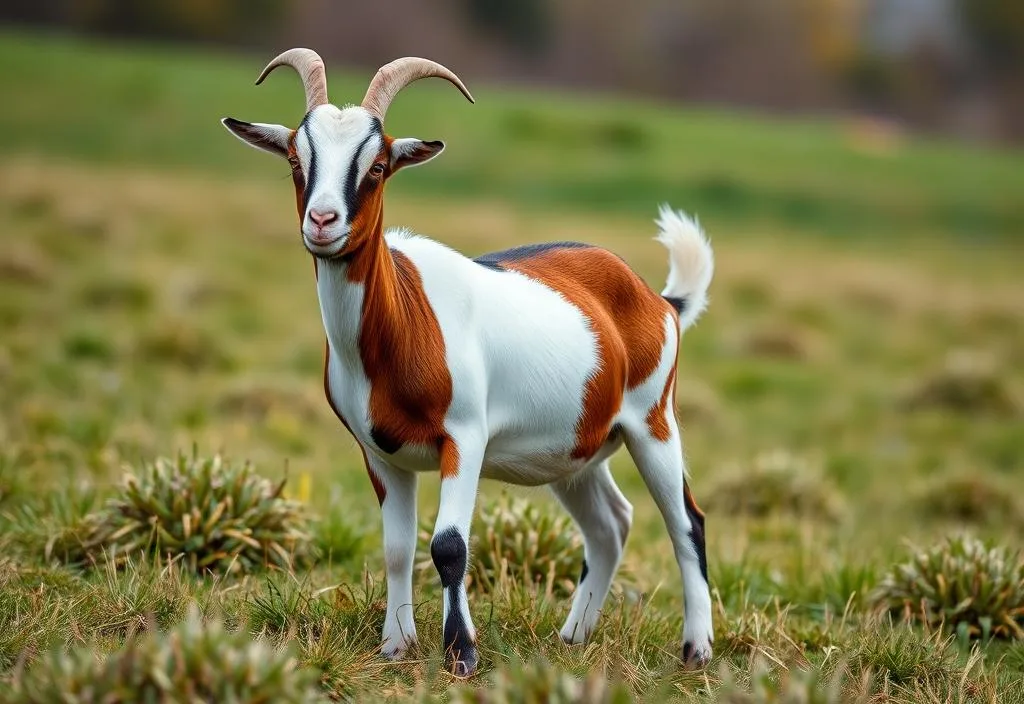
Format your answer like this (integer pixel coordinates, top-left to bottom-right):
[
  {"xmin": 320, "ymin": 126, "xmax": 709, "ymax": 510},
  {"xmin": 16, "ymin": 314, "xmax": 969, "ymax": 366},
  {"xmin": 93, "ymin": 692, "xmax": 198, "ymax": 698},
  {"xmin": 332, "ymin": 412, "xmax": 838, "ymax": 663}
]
[
  {"xmin": 4, "ymin": 0, "xmax": 1024, "ymax": 141},
  {"xmin": 1, "ymin": 0, "xmax": 1022, "ymax": 560},
  {"xmin": 0, "ymin": 1, "xmax": 1022, "ymax": 698}
]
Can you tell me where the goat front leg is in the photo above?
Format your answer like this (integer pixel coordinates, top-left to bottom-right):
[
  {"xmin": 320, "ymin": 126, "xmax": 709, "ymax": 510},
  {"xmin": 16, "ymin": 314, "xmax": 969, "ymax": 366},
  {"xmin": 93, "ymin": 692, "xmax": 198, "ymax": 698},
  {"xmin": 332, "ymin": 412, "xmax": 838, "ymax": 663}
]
[
  {"xmin": 430, "ymin": 436, "xmax": 484, "ymax": 677},
  {"xmin": 366, "ymin": 454, "xmax": 419, "ymax": 660}
]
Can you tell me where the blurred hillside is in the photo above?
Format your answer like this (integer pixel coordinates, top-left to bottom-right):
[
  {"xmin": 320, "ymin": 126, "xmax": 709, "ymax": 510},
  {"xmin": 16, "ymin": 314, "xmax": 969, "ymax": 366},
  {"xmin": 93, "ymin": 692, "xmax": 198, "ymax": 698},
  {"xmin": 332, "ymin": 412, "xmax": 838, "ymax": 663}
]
[{"xmin": 3, "ymin": 0, "xmax": 1023, "ymax": 142}]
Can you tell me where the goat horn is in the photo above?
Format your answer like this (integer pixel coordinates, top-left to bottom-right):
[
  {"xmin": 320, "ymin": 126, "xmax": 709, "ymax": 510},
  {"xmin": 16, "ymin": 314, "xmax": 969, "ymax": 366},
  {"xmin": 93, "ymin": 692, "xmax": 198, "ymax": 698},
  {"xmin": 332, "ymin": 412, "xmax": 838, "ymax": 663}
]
[
  {"xmin": 361, "ymin": 57, "xmax": 474, "ymax": 121},
  {"xmin": 256, "ymin": 48, "xmax": 329, "ymax": 114}
]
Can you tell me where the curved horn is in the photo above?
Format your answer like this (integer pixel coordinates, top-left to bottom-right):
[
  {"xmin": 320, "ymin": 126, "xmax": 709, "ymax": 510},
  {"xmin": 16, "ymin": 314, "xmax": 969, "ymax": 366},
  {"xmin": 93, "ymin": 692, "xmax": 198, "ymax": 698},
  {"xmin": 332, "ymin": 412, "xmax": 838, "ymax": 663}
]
[
  {"xmin": 361, "ymin": 57, "xmax": 474, "ymax": 121},
  {"xmin": 256, "ymin": 48, "xmax": 329, "ymax": 113}
]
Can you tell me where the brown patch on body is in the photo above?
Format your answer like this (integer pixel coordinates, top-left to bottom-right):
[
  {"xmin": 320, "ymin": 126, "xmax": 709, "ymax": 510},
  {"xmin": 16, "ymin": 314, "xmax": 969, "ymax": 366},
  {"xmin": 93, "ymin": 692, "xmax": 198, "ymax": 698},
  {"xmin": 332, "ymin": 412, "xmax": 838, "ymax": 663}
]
[
  {"xmin": 439, "ymin": 437, "xmax": 461, "ymax": 480},
  {"xmin": 647, "ymin": 364, "xmax": 677, "ymax": 442},
  {"xmin": 497, "ymin": 246, "xmax": 672, "ymax": 459},
  {"xmin": 357, "ymin": 245, "xmax": 454, "ymax": 456}
]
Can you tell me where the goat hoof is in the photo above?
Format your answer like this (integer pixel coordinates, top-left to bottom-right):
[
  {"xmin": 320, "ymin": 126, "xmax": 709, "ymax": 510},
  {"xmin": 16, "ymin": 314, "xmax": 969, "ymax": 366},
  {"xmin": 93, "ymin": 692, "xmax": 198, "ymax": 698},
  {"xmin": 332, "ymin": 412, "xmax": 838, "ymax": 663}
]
[
  {"xmin": 681, "ymin": 639, "xmax": 712, "ymax": 670},
  {"xmin": 381, "ymin": 641, "xmax": 415, "ymax": 661},
  {"xmin": 445, "ymin": 646, "xmax": 479, "ymax": 678}
]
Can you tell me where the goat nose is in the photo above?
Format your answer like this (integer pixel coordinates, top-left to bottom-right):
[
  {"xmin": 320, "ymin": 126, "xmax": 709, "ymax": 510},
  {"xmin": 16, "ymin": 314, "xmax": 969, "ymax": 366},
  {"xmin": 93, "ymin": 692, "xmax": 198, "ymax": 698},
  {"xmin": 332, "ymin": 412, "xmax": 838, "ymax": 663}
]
[{"xmin": 309, "ymin": 209, "xmax": 338, "ymax": 228}]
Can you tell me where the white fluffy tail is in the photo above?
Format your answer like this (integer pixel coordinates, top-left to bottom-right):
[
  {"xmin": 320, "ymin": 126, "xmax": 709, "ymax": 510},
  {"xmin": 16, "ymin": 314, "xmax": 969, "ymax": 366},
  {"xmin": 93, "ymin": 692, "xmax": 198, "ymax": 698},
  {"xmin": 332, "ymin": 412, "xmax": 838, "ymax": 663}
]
[{"xmin": 655, "ymin": 204, "xmax": 714, "ymax": 333}]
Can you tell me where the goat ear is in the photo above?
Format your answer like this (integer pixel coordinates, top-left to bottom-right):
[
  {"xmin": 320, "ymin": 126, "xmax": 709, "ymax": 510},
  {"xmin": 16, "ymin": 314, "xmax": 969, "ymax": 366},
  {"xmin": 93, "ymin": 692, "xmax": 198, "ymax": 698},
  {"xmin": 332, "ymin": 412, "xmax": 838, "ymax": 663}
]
[
  {"xmin": 390, "ymin": 138, "xmax": 445, "ymax": 172},
  {"xmin": 221, "ymin": 118, "xmax": 292, "ymax": 158}
]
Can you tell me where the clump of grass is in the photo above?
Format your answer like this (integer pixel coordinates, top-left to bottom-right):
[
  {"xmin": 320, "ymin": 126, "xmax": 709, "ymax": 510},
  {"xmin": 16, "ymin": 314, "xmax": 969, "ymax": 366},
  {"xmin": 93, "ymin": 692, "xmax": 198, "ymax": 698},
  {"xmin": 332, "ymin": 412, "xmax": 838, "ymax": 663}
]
[
  {"xmin": 135, "ymin": 321, "xmax": 233, "ymax": 371},
  {"xmin": 216, "ymin": 383, "xmax": 321, "ymax": 423},
  {"xmin": 846, "ymin": 622, "xmax": 965, "ymax": 693},
  {"xmin": 736, "ymin": 327, "xmax": 809, "ymax": 361},
  {"xmin": 80, "ymin": 276, "xmax": 153, "ymax": 311},
  {"xmin": 715, "ymin": 598, "xmax": 802, "ymax": 663},
  {"xmin": 713, "ymin": 661, "xmax": 864, "ymax": 704},
  {"xmin": 900, "ymin": 354, "xmax": 1017, "ymax": 416},
  {"xmin": 447, "ymin": 658, "xmax": 631, "ymax": 704},
  {"xmin": 871, "ymin": 535, "xmax": 1024, "ymax": 640},
  {"xmin": 47, "ymin": 451, "xmax": 314, "ymax": 574},
  {"xmin": 705, "ymin": 451, "xmax": 844, "ymax": 521},
  {"xmin": 7, "ymin": 606, "xmax": 323, "ymax": 703},
  {"xmin": 472, "ymin": 494, "xmax": 582, "ymax": 595},
  {"xmin": 419, "ymin": 494, "xmax": 582, "ymax": 596},
  {"xmin": 912, "ymin": 473, "xmax": 1023, "ymax": 528}
]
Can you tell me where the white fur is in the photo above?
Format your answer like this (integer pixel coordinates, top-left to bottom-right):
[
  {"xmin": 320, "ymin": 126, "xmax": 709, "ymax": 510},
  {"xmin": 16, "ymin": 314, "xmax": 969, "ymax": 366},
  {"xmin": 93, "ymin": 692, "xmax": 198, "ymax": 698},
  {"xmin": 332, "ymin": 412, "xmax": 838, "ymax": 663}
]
[
  {"xmin": 223, "ymin": 103, "xmax": 716, "ymax": 674},
  {"xmin": 656, "ymin": 204, "xmax": 715, "ymax": 332},
  {"xmin": 317, "ymin": 226, "xmax": 714, "ymax": 670}
]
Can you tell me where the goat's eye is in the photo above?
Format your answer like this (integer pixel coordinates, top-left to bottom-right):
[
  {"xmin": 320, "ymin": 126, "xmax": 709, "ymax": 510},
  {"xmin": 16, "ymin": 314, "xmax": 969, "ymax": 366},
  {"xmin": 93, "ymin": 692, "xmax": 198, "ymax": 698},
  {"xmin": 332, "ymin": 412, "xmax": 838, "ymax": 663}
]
[{"xmin": 370, "ymin": 163, "xmax": 386, "ymax": 177}]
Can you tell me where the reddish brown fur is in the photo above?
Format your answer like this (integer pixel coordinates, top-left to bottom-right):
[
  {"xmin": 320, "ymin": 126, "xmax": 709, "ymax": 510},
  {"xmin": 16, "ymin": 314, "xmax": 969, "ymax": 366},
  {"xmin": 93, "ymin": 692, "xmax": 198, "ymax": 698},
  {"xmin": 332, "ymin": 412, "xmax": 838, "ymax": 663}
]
[
  {"xmin": 305, "ymin": 138, "xmax": 455, "ymax": 479},
  {"xmin": 439, "ymin": 438, "xmax": 461, "ymax": 480},
  {"xmin": 499, "ymin": 247, "xmax": 672, "ymax": 459},
  {"xmin": 647, "ymin": 364, "xmax": 677, "ymax": 442}
]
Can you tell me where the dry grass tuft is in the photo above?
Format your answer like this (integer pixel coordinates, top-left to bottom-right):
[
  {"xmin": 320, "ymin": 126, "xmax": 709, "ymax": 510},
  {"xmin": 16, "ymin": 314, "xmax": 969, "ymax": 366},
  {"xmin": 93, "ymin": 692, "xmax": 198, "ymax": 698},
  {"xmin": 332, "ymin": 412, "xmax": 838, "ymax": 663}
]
[
  {"xmin": 871, "ymin": 535, "xmax": 1024, "ymax": 640},
  {"xmin": 705, "ymin": 451, "xmax": 844, "ymax": 522},
  {"xmin": 46, "ymin": 451, "xmax": 314, "ymax": 574},
  {"xmin": 134, "ymin": 321, "xmax": 234, "ymax": 371},
  {"xmin": 418, "ymin": 493, "xmax": 582, "ymax": 597},
  {"xmin": 913, "ymin": 473, "xmax": 1023, "ymax": 529},
  {"xmin": 448, "ymin": 658, "xmax": 631, "ymax": 704},
  {"xmin": 7, "ymin": 606, "xmax": 323, "ymax": 703},
  {"xmin": 901, "ymin": 354, "xmax": 1018, "ymax": 416}
]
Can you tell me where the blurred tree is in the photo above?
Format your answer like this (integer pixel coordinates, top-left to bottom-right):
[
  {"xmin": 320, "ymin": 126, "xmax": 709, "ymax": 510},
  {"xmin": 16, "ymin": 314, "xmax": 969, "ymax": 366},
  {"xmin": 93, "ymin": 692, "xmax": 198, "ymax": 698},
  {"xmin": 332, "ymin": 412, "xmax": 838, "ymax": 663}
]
[
  {"xmin": 959, "ymin": 0, "xmax": 1024, "ymax": 72},
  {"xmin": 462, "ymin": 0, "xmax": 552, "ymax": 54}
]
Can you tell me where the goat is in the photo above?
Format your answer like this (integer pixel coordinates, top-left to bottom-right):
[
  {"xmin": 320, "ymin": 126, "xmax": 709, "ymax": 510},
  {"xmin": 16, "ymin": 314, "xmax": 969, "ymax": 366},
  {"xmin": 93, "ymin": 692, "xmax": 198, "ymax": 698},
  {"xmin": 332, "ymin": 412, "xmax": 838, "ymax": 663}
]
[{"xmin": 222, "ymin": 48, "xmax": 715, "ymax": 677}]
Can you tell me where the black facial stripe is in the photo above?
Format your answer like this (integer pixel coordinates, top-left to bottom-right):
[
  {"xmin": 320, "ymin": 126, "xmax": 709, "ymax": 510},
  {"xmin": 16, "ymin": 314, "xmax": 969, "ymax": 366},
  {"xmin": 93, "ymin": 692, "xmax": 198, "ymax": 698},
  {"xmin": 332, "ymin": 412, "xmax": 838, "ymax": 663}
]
[
  {"xmin": 300, "ymin": 121, "xmax": 317, "ymax": 214},
  {"xmin": 344, "ymin": 125, "xmax": 383, "ymax": 216}
]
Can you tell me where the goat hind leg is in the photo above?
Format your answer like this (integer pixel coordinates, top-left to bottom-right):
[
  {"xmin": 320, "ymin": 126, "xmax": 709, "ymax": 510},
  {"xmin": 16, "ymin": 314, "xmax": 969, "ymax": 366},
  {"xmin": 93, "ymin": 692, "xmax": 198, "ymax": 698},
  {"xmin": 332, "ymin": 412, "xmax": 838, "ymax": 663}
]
[
  {"xmin": 625, "ymin": 426, "xmax": 713, "ymax": 669},
  {"xmin": 550, "ymin": 460, "xmax": 632, "ymax": 645}
]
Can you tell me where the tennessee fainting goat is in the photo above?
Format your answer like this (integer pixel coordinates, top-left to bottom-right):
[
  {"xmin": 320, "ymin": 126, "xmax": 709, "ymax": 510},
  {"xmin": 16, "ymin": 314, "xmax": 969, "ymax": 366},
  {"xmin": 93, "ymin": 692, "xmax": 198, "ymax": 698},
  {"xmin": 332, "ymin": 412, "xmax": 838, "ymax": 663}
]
[{"xmin": 222, "ymin": 48, "xmax": 715, "ymax": 677}]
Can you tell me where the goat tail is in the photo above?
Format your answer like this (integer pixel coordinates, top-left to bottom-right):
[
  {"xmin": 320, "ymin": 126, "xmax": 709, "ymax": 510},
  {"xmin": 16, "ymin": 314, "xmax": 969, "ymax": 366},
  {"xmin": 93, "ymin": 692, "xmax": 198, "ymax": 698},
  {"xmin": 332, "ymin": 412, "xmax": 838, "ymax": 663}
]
[{"xmin": 655, "ymin": 204, "xmax": 715, "ymax": 334}]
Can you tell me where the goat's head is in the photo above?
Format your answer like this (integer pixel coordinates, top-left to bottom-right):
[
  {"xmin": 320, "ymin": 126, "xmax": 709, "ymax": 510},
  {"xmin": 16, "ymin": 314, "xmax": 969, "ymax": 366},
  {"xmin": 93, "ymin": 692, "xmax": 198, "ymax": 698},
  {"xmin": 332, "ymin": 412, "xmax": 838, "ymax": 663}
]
[{"xmin": 222, "ymin": 49, "xmax": 473, "ymax": 259}]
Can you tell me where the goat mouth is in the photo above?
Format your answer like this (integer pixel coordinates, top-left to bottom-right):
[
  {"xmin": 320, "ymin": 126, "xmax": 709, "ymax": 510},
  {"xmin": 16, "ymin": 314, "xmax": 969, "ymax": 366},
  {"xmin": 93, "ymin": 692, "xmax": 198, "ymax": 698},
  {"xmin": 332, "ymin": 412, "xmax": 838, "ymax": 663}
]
[{"xmin": 303, "ymin": 233, "xmax": 348, "ymax": 258}]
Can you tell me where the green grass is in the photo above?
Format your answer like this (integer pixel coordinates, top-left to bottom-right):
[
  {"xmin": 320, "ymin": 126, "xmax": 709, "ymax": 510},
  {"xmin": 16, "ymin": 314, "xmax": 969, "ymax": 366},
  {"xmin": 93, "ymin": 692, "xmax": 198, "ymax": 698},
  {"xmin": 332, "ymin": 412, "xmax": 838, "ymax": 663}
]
[{"xmin": 0, "ymin": 30, "xmax": 1023, "ymax": 702}]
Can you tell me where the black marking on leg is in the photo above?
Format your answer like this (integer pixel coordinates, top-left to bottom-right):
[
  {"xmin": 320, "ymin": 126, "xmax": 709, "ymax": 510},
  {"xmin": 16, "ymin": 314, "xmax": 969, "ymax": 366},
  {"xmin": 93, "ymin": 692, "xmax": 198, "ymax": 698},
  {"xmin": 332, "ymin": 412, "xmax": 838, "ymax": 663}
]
[
  {"xmin": 443, "ymin": 588, "xmax": 478, "ymax": 676},
  {"xmin": 682, "ymin": 641, "xmax": 694, "ymax": 661},
  {"xmin": 579, "ymin": 558, "xmax": 589, "ymax": 584},
  {"xmin": 370, "ymin": 425, "xmax": 403, "ymax": 455},
  {"xmin": 663, "ymin": 295, "xmax": 687, "ymax": 314},
  {"xmin": 431, "ymin": 527, "xmax": 467, "ymax": 590},
  {"xmin": 683, "ymin": 483, "xmax": 708, "ymax": 582}
]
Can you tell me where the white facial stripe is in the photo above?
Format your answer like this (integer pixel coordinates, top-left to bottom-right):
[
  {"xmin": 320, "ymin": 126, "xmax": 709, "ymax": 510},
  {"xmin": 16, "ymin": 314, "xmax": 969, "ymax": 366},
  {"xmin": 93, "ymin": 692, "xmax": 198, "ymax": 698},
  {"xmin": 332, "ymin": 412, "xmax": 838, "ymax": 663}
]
[{"xmin": 297, "ymin": 106, "xmax": 382, "ymax": 223}]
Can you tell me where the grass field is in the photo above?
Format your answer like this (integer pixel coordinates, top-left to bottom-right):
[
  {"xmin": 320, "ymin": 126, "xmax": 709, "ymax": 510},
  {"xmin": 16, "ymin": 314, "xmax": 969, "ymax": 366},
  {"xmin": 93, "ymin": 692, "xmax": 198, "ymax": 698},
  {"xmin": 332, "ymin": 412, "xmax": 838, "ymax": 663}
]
[{"xmin": 1, "ymin": 30, "xmax": 1023, "ymax": 702}]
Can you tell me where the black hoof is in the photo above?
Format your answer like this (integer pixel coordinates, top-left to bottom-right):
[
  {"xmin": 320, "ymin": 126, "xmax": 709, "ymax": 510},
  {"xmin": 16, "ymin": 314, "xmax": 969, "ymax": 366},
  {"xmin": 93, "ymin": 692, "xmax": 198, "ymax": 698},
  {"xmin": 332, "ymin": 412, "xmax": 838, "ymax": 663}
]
[{"xmin": 445, "ymin": 645, "xmax": 479, "ymax": 678}]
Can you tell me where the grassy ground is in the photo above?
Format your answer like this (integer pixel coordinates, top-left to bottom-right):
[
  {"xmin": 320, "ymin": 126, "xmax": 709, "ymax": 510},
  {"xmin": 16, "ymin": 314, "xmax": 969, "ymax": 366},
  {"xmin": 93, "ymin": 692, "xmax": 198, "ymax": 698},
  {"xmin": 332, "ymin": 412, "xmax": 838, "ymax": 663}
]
[{"xmin": 1, "ymin": 30, "xmax": 1023, "ymax": 702}]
